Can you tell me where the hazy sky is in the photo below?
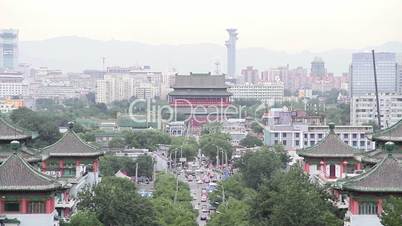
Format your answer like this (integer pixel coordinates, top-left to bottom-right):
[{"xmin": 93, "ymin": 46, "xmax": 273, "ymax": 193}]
[{"xmin": 1, "ymin": 0, "xmax": 401, "ymax": 52}]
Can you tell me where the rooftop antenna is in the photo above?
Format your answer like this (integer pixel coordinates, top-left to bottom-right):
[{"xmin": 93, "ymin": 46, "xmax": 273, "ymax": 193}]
[
  {"xmin": 372, "ymin": 50, "xmax": 381, "ymax": 129},
  {"xmin": 102, "ymin": 57, "xmax": 106, "ymax": 72},
  {"xmin": 214, "ymin": 61, "xmax": 221, "ymax": 75}
]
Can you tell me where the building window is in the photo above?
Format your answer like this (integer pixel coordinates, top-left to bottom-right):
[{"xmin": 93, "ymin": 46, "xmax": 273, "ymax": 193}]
[
  {"xmin": 310, "ymin": 134, "xmax": 314, "ymax": 139},
  {"xmin": 360, "ymin": 134, "xmax": 365, "ymax": 139},
  {"xmin": 344, "ymin": 141, "xmax": 349, "ymax": 145},
  {"xmin": 352, "ymin": 133, "xmax": 357, "ymax": 139},
  {"xmin": 358, "ymin": 201, "xmax": 377, "ymax": 215},
  {"xmin": 343, "ymin": 134, "xmax": 349, "ymax": 139},
  {"xmin": 360, "ymin": 141, "xmax": 365, "ymax": 147},
  {"xmin": 274, "ymin": 133, "xmax": 278, "ymax": 138},
  {"xmin": 295, "ymin": 140, "xmax": 300, "ymax": 146},
  {"xmin": 282, "ymin": 133, "xmax": 287, "ymax": 138},
  {"xmin": 274, "ymin": 140, "xmax": 278, "ymax": 144},
  {"xmin": 318, "ymin": 133, "xmax": 323, "ymax": 139},
  {"xmin": 4, "ymin": 201, "xmax": 20, "ymax": 212},
  {"xmin": 63, "ymin": 168, "xmax": 76, "ymax": 177},
  {"xmin": 310, "ymin": 141, "xmax": 315, "ymax": 146},
  {"xmin": 304, "ymin": 134, "xmax": 307, "ymax": 139},
  {"xmin": 352, "ymin": 141, "xmax": 357, "ymax": 147},
  {"xmin": 304, "ymin": 141, "xmax": 308, "ymax": 146},
  {"xmin": 295, "ymin": 133, "xmax": 300, "ymax": 138},
  {"xmin": 282, "ymin": 140, "xmax": 287, "ymax": 145},
  {"xmin": 28, "ymin": 201, "xmax": 45, "ymax": 213}
]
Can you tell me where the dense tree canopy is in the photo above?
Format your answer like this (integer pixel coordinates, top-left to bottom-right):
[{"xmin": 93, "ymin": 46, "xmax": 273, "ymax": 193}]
[
  {"xmin": 100, "ymin": 154, "xmax": 154, "ymax": 178},
  {"xmin": 169, "ymin": 136, "xmax": 199, "ymax": 161},
  {"xmin": 200, "ymin": 132, "xmax": 232, "ymax": 164},
  {"xmin": 152, "ymin": 173, "xmax": 197, "ymax": 226},
  {"xmin": 62, "ymin": 210, "xmax": 104, "ymax": 226},
  {"xmin": 239, "ymin": 134, "xmax": 263, "ymax": 148},
  {"xmin": 237, "ymin": 147, "xmax": 286, "ymax": 189},
  {"xmin": 381, "ymin": 196, "xmax": 402, "ymax": 226},
  {"xmin": 78, "ymin": 177, "xmax": 158, "ymax": 226},
  {"xmin": 251, "ymin": 167, "xmax": 342, "ymax": 226}
]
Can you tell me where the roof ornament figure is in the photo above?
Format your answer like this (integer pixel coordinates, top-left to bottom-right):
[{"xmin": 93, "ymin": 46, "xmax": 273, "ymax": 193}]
[
  {"xmin": 385, "ymin": 141, "xmax": 395, "ymax": 157},
  {"xmin": 68, "ymin": 121, "xmax": 74, "ymax": 130},
  {"xmin": 10, "ymin": 140, "xmax": 20, "ymax": 154},
  {"xmin": 328, "ymin": 122, "xmax": 335, "ymax": 134}
]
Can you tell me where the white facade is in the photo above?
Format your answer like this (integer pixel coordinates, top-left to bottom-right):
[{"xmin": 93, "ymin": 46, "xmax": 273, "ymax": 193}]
[
  {"xmin": 264, "ymin": 124, "xmax": 375, "ymax": 151},
  {"xmin": 0, "ymin": 82, "xmax": 27, "ymax": 97},
  {"xmin": 350, "ymin": 52, "xmax": 398, "ymax": 97},
  {"xmin": 229, "ymin": 82, "xmax": 284, "ymax": 104},
  {"xmin": 350, "ymin": 93, "xmax": 402, "ymax": 129},
  {"xmin": 2, "ymin": 212, "xmax": 58, "ymax": 226},
  {"xmin": 96, "ymin": 74, "xmax": 160, "ymax": 103}
]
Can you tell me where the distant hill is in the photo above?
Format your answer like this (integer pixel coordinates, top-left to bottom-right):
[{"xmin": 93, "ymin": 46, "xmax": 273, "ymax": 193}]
[{"xmin": 19, "ymin": 36, "xmax": 402, "ymax": 74}]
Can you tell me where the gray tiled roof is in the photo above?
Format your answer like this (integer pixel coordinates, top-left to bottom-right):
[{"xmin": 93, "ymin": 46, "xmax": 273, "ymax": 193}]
[
  {"xmin": 42, "ymin": 130, "xmax": 102, "ymax": 158},
  {"xmin": 371, "ymin": 119, "xmax": 402, "ymax": 142},
  {"xmin": 337, "ymin": 154, "xmax": 402, "ymax": 192},
  {"xmin": 360, "ymin": 148, "xmax": 402, "ymax": 164},
  {"xmin": 172, "ymin": 74, "xmax": 228, "ymax": 89},
  {"xmin": 0, "ymin": 154, "xmax": 62, "ymax": 191},
  {"xmin": 0, "ymin": 145, "xmax": 41, "ymax": 163},
  {"xmin": 0, "ymin": 117, "xmax": 32, "ymax": 140},
  {"xmin": 298, "ymin": 132, "xmax": 362, "ymax": 158},
  {"xmin": 169, "ymin": 89, "xmax": 232, "ymax": 96}
]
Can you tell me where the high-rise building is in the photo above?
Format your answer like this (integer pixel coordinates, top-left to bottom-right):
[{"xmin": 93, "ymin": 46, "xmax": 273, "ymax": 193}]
[
  {"xmin": 350, "ymin": 52, "xmax": 398, "ymax": 97},
  {"xmin": 350, "ymin": 93, "xmax": 402, "ymax": 128},
  {"xmin": 225, "ymin": 29, "xmax": 238, "ymax": 79},
  {"xmin": 0, "ymin": 29, "xmax": 18, "ymax": 70},
  {"xmin": 310, "ymin": 57, "xmax": 326, "ymax": 77},
  {"xmin": 240, "ymin": 66, "xmax": 259, "ymax": 84}
]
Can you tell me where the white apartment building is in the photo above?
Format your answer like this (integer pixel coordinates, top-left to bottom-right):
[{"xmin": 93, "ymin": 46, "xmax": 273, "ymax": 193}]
[
  {"xmin": 350, "ymin": 93, "xmax": 402, "ymax": 128},
  {"xmin": 0, "ymin": 82, "xmax": 27, "ymax": 97},
  {"xmin": 96, "ymin": 74, "xmax": 161, "ymax": 103},
  {"xmin": 229, "ymin": 82, "xmax": 284, "ymax": 104},
  {"xmin": 264, "ymin": 124, "xmax": 375, "ymax": 151}
]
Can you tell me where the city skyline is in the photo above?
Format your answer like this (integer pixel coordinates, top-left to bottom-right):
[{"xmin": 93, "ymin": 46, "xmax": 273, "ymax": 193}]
[{"xmin": 1, "ymin": 0, "xmax": 402, "ymax": 52}]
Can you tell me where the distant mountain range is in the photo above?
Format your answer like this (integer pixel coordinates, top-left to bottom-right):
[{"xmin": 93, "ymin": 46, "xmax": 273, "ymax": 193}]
[{"xmin": 19, "ymin": 37, "xmax": 402, "ymax": 74}]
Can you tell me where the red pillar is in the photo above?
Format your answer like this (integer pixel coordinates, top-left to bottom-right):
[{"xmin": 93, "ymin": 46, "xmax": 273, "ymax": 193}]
[
  {"xmin": 93, "ymin": 159, "xmax": 99, "ymax": 172},
  {"xmin": 349, "ymin": 198, "xmax": 359, "ymax": 215},
  {"xmin": 59, "ymin": 160, "xmax": 64, "ymax": 176},
  {"xmin": 303, "ymin": 162, "xmax": 310, "ymax": 174},
  {"xmin": 20, "ymin": 198, "xmax": 27, "ymax": 213},
  {"xmin": 45, "ymin": 198, "xmax": 55, "ymax": 214},
  {"xmin": 0, "ymin": 199, "xmax": 4, "ymax": 213},
  {"xmin": 41, "ymin": 160, "xmax": 47, "ymax": 172},
  {"xmin": 320, "ymin": 160, "xmax": 326, "ymax": 178},
  {"xmin": 355, "ymin": 162, "xmax": 362, "ymax": 171},
  {"xmin": 377, "ymin": 199, "xmax": 383, "ymax": 215}
]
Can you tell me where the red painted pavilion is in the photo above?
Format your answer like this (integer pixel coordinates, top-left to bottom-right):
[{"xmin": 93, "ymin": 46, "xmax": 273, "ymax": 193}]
[
  {"xmin": 335, "ymin": 142, "xmax": 402, "ymax": 226},
  {"xmin": 0, "ymin": 141, "xmax": 63, "ymax": 226},
  {"xmin": 40, "ymin": 122, "xmax": 103, "ymax": 219},
  {"xmin": 298, "ymin": 123, "xmax": 363, "ymax": 182}
]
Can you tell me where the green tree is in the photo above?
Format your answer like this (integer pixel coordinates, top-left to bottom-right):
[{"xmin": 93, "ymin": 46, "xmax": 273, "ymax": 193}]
[
  {"xmin": 135, "ymin": 155, "xmax": 154, "ymax": 179},
  {"xmin": 152, "ymin": 173, "xmax": 197, "ymax": 226},
  {"xmin": 207, "ymin": 198, "xmax": 251, "ymax": 226},
  {"xmin": 239, "ymin": 134, "xmax": 263, "ymax": 148},
  {"xmin": 250, "ymin": 122, "xmax": 263, "ymax": 134},
  {"xmin": 108, "ymin": 137, "xmax": 126, "ymax": 148},
  {"xmin": 201, "ymin": 122, "xmax": 223, "ymax": 135},
  {"xmin": 64, "ymin": 210, "xmax": 104, "ymax": 226},
  {"xmin": 251, "ymin": 167, "xmax": 342, "ymax": 226},
  {"xmin": 100, "ymin": 155, "xmax": 136, "ymax": 176},
  {"xmin": 78, "ymin": 177, "xmax": 158, "ymax": 226},
  {"xmin": 200, "ymin": 133, "xmax": 232, "ymax": 164},
  {"xmin": 237, "ymin": 147, "xmax": 285, "ymax": 189},
  {"xmin": 381, "ymin": 196, "xmax": 402, "ymax": 226},
  {"xmin": 169, "ymin": 137, "xmax": 199, "ymax": 161}
]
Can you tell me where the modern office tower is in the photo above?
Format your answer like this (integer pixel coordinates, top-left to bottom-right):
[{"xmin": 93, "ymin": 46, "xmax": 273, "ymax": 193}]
[
  {"xmin": 225, "ymin": 28, "xmax": 238, "ymax": 79},
  {"xmin": 310, "ymin": 57, "xmax": 326, "ymax": 77},
  {"xmin": 0, "ymin": 29, "xmax": 19, "ymax": 70},
  {"xmin": 240, "ymin": 66, "xmax": 259, "ymax": 84},
  {"xmin": 350, "ymin": 52, "xmax": 398, "ymax": 97}
]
